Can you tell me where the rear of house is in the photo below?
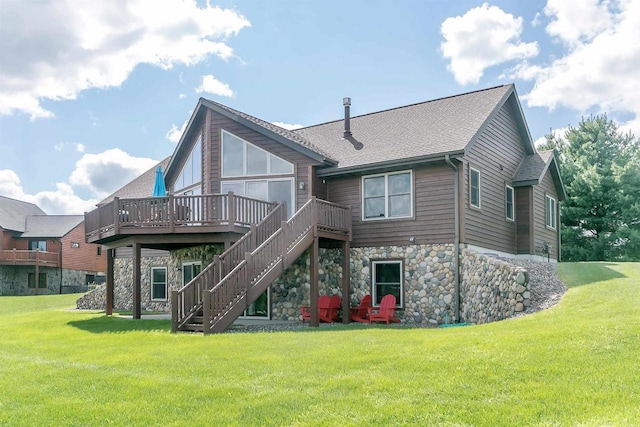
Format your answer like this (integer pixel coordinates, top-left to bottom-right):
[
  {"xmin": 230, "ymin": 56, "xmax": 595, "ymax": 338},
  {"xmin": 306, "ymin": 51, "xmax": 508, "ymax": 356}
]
[{"xmin": 82, "ymin": 84, "xmax": 565, "ymax": 331}]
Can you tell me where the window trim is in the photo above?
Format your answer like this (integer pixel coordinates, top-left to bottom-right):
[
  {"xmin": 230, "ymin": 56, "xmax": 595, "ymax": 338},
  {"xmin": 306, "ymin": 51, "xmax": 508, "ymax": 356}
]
[
  {"xmin": 505, "ymin": 185, "xmax": 515, "ymax": 222},
  {"xmin": 545, "ymin": 194, "xmax": 557, "ymax": 230},
  {"xmin": 150, "ymin": 266, "xmax": 168, "ymax": 301},
  {"xmin": 469, "ymin": 166, "xmax": 481, "ymax": 209},
  {"xmin": 221, "ymin": 177, "xmax": 296, "ymax": 218},
  {"xmin": 221, "ymin": 129, "xmax": 294, "ymax": 178},
  {"xmin": 174, "ymin": 135, "xmax": 202, "ymax": 194},
  {"xmin": 27, "ymin": 272, "xmax": 47, "ymax": 289},
  {"xmin": 361, "ymin": 170, "xmax": 413, "ymax": 221},
  {"xmin": 371, "ymin": 259, "xmax": 404, "ymax": 308}
]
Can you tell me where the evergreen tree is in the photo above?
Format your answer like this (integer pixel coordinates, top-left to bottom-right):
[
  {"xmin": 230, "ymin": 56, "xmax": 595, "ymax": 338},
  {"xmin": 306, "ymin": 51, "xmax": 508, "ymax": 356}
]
[{"xmin": 544, "ymin": 115, "xmax": 639, "ymax": 261}]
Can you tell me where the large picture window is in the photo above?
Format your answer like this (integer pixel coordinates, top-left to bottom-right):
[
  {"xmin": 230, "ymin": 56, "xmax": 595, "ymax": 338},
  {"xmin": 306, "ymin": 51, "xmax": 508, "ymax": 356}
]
[
  {"xmin": 362, "ymin": 171, "xmax": 412, "ymax": 220},
  {"xmin": 371, "ymin": 260, "xmax": 403, "ymax": 307},
  {"xmin": 546, "ymin": 195, "xmax": 557, "ymax": 229},
  {"xmin": 505, "ymin": 185, "xmax": 514, "ymax": 222},
  {"xmin": 470, "ymin": 167, "xmax": 481, "ymax": 209},
  {"xmin": 221, "ymin": 179, "xmax": 294, "ymax": 217},
  {"xmin": 221, "ymin": 130, "xmax": 293, "ymax": 177},
  {"xmin": 151, "ymin": 267, "xmax": 167, "ymax": 301}
]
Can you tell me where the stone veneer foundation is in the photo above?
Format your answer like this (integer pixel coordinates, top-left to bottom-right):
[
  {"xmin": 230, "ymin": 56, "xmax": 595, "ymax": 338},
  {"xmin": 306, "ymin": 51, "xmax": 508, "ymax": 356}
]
[{"xmin": 78, "ymin": 243, "xmax": 530, "ymax": 327}]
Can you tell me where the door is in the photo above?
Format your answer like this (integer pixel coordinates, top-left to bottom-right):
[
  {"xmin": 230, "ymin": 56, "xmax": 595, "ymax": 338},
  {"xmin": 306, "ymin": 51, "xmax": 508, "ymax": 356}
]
[
  {"xmin": 182, "ymin": 262, "xmax": 202, "ymax": 285},
  {"xmin": 241, "ymin": 288, "xmax": 270, "ymax": 319}
]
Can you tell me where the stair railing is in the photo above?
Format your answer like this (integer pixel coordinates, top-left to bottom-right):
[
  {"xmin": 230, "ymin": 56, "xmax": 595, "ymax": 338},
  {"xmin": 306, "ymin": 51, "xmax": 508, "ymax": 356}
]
[{"xmin": 171, "ymin": 201, "xmax": 285, "ymax": 332}]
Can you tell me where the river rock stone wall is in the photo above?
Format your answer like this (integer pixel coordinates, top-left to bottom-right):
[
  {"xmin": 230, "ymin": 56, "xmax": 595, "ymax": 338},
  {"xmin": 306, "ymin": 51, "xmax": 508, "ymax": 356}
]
[{"xmin": 460, "ymin": 248, "xmax": 530, "ymax": 324}]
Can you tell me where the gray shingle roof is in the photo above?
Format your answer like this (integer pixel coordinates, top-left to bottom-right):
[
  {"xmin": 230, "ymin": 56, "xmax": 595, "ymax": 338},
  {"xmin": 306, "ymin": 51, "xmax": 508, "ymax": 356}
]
[
  {"xmin": 512, "ymin": 150, "xmax": 555, "ymax": 184},
  {"xmin": 201, "ymin": 98, "xmax": 337, "ymax": 163},
  {"xmin": 20, "ymin": 215, "xmax": 83, "ymax": 238},
  {"xmin": 294, "ymin": 85, "xmax": 514, "ymax": 172},
  {"xmin": 97, "ymin": 157, "xmax": 171, "ymax": 206},
  {"xmin": 0, "ymin": 196, "xmax": 46, "ymax": 232}
]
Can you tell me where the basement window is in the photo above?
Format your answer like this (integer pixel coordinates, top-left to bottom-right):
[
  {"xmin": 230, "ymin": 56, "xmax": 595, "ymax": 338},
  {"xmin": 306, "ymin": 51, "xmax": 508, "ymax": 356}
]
[
  {"xmin": 371, "ymin": 260, "xmax": 403, "ymax": 308},
  {"xmin": 27, "ymin": 273, "xmax": 47, "ymax": 289},
  {"xmin": 151, "ymin": 267, "xmax": 167, "ymax": 301}
]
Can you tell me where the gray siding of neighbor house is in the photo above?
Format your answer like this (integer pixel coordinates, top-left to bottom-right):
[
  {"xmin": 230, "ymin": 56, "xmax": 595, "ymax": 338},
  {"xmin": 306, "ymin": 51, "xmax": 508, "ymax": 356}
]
[
  {"xmin": 326, "ymin": 163, "xmax": 455, "ymax": 247},
  {"xmin": 206, "ymin": 110, "xmax": 323, "ymax": 211},
  {"xmin": 533, "ymin": 169, "xmax": 559, "ymax": 260},
  {"xmin": 462, "ymin": 102, "xmax": 527, "ymax": 255},
  {"xmin": 515, "ymin": 186, "xmax": 534, "ymax": 254}
]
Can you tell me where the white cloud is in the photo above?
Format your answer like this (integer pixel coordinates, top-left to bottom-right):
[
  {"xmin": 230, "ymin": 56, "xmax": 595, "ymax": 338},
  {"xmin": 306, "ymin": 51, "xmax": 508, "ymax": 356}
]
[
  {"xmin": 53, "ymin": 141, "xmax": 86, "ymax": 152},
  {"xmin": 272, "ymin": 122, "xmax": 304, "ymax": 130},
  {"xmin": 165, "ymin": 117, "xmax": 190, "ymax": 144},
  {"xmin": 69, "ymin": 148, "xmax": 157, "ymax": 198},
  {"xmin": 0, "ymin": 169, "xmax": 99, "ymax": 215},
  {"xmin": 0, "ymin": 0, "xmax": 250, "ymax": 119},
  {"xmin": 533, "ymin": 126, "xmax": 569, "ymax": 148},
  {"xmin": 508, "ymin": 0, "xmax": 640, "ymax": 137},
  {"xmin": 544, "ymin": 0, "xmax": 613, "ymax": 47},
  {"xmin": 195, "ymin": 75, "xmax": 234, "ymax": 97},
  {"xmin": 179, "ymin": 93, "xmax": 187, "ymax": 99},
  {"xmin": 76, "ymin": 143, "xmax": 85, "ymax": 153},
  {"xmin": 440, "ymin": 3, "xmax": 538, "ymax": 85}
]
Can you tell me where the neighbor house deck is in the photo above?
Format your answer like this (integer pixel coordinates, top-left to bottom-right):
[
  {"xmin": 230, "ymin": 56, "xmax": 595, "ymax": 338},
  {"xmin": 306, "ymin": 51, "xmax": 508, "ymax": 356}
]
[{"xmin": 0, "ymin": 249, "xmax": 59, "ymax": 267}]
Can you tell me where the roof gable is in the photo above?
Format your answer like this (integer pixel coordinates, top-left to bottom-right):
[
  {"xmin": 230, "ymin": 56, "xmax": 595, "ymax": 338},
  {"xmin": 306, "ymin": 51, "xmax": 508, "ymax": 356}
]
[
  {"xmin": 513, "ymin": 150, "xmax": 567, "ymax": 200},
  {"xmin": 0, "ymin": 196, "xmax": 46, "ymax": 232},
  {"xmin": 165, "ymin": 98, "xmax": 337, "ymax": 181}
]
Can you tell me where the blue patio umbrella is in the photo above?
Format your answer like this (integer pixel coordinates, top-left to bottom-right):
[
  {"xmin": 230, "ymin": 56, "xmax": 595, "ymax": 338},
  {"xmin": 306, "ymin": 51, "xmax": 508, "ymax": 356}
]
[{"xmin": 152, "ymin": 166, "xmax": 167, "ymax": 197}]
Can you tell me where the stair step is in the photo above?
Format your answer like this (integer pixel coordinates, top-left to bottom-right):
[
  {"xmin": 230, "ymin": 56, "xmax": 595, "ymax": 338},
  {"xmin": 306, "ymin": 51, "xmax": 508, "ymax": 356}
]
[{"xmin": 182, "ymin": 323, "xmax": 204, "ymax": 332}]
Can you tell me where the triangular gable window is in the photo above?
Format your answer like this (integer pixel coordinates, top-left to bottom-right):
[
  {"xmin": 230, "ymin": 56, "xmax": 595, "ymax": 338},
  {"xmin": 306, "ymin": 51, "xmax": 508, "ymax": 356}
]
[
  {"xmin": 175, "ymin": 136, "xmax": 202, "ymax": 193},
  {"xmin": 222, "ymin": 130, "xmax": 293, "ymax": 177}
]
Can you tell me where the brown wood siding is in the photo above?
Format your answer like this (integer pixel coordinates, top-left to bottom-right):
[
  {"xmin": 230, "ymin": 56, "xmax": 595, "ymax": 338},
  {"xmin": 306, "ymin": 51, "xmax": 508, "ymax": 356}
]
[
  {"xmin": 115, "ymin": 247, "xmax": 170, "ymax": 258},
  {"xmin": 207, "ymin": 110, "xmax": 322, "ymax": 211},
  {"xmin": 312, "ymin": 170, "xmax": 328, "ymax": 200},
  {"xmin": 533, "ymin": 170, "xmax": 559, "ymax": 259},
  {"xmin": 515, "ymin": 186, "xmax": 532, "ymax": 254},
  {"xmin": 462, "ymin": 103, "xmax": 527, "ymax": 254},
  {"xmin": 326, "ymin": 163, "xmax": 455, "ymax": 247},
  {"xmin": 61, "ymin": 222, "xmax": 107, "ymax": 272}
]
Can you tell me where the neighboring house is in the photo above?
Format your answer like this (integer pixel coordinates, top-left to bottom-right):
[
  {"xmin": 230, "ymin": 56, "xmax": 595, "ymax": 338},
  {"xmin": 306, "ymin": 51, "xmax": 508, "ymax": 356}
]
[
  {"xmin": 84, "ymin": 84, "xmax": 566, "ymax": 332},
  {"xmin": 0, "ymin": 196, "xmax": 107, "ymax": 295}
]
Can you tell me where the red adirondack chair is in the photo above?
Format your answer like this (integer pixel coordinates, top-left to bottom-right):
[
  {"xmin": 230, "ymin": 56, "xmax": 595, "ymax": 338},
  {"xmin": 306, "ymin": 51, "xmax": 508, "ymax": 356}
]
[
  {"xmin": 320, "ymin": 295, "xmax": 342, "ymax": 323},
  {"xmin": 301, "ymin": 295, "xmax": 331, "ymax": 323},
  {"xmin": 368, "ymin": 294, "xmax": 401, "ymax": 324},
  {"xmin": 349, "ymin": 294, "xmax": 371, "ymax": 323}
]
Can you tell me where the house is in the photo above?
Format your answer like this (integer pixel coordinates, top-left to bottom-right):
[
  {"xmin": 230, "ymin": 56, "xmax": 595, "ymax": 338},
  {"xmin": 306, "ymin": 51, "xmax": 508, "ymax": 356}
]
[
  {"xmin": 0, "ymin": 196, "xmax": 107, "ymax": 295},
  {"xmin": 84, "ymin": 84, "xmax": 566, "ymax": 332}
]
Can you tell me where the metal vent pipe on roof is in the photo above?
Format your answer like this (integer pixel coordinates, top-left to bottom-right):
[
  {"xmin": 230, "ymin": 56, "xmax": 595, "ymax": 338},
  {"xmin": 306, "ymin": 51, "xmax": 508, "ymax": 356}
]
[{"xmin": 343, "ymin": 97, "xmax": 352, "ymax": 138}]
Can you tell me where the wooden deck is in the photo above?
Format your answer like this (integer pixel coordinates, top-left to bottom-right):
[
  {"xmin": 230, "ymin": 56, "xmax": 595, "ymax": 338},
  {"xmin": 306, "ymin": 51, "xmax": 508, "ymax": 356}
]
[
  {"xmin": 0, "ymin": 250, "xmax": 59, "ymax": 267},
  {"xmin": 85, "ymin": 193, "xmax": 278, "ymax": 245}
]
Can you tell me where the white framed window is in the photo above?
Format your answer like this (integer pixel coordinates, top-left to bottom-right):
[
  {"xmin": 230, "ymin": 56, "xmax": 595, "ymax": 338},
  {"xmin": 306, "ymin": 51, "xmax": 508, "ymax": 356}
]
[
  {"xmin": 151, "ymin": 267, "xmax": 167, "ymax": 301},
  {"xmin": 175, "ymin": 136, "xmax": 202, "ymax": 194},
  {"xmin": 371, "ymin": 260, "xmax": 403, "ymax": 308},
  {"xmin": 362, "ymin": 170, "xmax": 413, "ymax": 220},
  {"xmin": 546, "ymin": 195, "xmax": 557, "ymax": 229},
  {"xmin": 221, "ymin": 130, "xmax": 293, "ymax": 177},
  {"xmin": 221, "ymin": 178, "xmax": 295, "ymax": 217},
  {"xmin": 505, "ymin": 185, "xmax": 515, "ymax": 222},
  {"xmin": 469, "ymin": 167, "xmax": 481, "ymax": 209}
]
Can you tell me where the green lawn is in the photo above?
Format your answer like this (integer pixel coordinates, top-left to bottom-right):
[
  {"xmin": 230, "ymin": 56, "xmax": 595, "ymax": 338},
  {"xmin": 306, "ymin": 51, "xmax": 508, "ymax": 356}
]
[{"xmin": 1, "ymin": 262, "xmax": 638, "ymax": 426}]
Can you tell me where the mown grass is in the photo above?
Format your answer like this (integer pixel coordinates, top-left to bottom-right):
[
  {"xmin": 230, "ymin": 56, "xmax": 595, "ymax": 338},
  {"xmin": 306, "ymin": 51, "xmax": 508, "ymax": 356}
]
[{"xmin": 1, "ymin": 262, "xmax": 638, "ymax": 426}]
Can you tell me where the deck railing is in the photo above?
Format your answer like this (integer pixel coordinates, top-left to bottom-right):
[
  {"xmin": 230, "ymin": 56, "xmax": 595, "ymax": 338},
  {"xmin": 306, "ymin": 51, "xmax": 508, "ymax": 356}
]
[
  {"xmin": 202, "ymin": 198, "xmax": 351, "ymax": 333},
  {"xmin": 85, "ymin": 193, "xmax": 277, "ymax": 241},
  {"xmin": 0, "ymin": 249, "xmax": 59, "ymax": 266},
  {"xmin": 171, "ymin": 203, "xmax": 287, "ymax": 332}
]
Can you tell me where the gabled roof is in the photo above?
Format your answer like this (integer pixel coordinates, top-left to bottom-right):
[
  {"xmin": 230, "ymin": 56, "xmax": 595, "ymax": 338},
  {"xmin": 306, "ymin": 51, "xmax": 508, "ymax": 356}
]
[
  {"xmin": 513, "ymin": 149, "xmax": 567, "ymax": 200},
  {"xmin": 0, "ymin": 196, "xmax": 45, "ymax": 232},
  {"xmin": 165, "ymin": 98, "xmax": 337, "ymax": 182},
  {"xmin": 294, "ymin": 84, "xmax": 534, "ymax": 175},
  {"xmin": 97, "ymin": 157, "xmax": 171, "ymax": 206},
  {"xmin": 20, "ymin": 215, "xmax": 84, "ymax": 238}
]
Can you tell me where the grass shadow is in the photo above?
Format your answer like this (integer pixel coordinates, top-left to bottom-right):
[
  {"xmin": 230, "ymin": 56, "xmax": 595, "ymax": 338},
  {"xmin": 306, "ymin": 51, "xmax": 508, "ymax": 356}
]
[
  {"xmin": 68, "ymin": 315, "xmax": 171, "ymax": 334},
  {"xmin": 560, "ymin": 262, "xmax": 627, "ymax": 288}
]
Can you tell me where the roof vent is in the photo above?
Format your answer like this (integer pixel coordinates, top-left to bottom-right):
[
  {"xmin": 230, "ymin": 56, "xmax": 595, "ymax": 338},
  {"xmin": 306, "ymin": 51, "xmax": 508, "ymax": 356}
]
[{"xmin": 343, "ymin": 97, "xmax": 351, "ymax": 139}]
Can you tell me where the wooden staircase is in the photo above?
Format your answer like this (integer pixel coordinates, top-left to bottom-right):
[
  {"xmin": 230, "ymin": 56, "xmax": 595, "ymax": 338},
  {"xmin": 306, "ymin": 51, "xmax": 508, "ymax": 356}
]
[{"xmin": 171, "ymin": 198, "xmax": 351, "ymax": 334}]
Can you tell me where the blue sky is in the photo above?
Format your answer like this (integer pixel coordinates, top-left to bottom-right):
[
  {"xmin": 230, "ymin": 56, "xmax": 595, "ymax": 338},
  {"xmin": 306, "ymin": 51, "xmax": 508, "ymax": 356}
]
[{"xmin": 1, "ymin": 0, "xmax": 638, "ymax": 214}]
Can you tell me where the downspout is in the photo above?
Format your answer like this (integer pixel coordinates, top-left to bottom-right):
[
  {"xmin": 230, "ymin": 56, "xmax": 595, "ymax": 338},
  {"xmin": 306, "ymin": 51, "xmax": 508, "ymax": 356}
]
[
  {"xmin": 444, "ymin": 155, "xmax": 460, "ymax": 323},
  {"xmin": 59, "ymin": 238, "xmax": 63, "ymax": 294}
]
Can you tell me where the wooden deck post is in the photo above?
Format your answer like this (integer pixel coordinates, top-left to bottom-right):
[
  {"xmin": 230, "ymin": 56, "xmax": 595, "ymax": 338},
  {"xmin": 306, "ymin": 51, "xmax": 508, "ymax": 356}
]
[
  {"xmin": 309, "ymin": 236, "xmax": 320, "ymax": 327},
  {"xmin": 170, "ymin": 291, "xmax": 178, "ymax": 332},
  {"xmin": 35, "ymin": 249, "xmax": 40, "ymax": 295},
  {"xmin": 113, "ymin": 197, "xmax": 119, "ymax": 236},
  {"xmin": 106, "ymin": 249, "xmax": 114, "ymax": 315},
  {"xmin": 132, "ymin": 242, "xmax": 141, "ymax": 319},
  {"xmin": 341, "ymin": 239, "xmax": 350, "ymax": 324},
  {"xmin": 168, "ymin": 193, "xmax": 175, "ymax": 233}
]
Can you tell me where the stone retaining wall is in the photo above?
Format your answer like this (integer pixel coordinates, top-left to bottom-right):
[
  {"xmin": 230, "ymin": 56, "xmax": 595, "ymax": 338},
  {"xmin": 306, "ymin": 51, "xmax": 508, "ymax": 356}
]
[{"xmin": 460, "ymin": 248, "xmax": 530, "ymax": 324}]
